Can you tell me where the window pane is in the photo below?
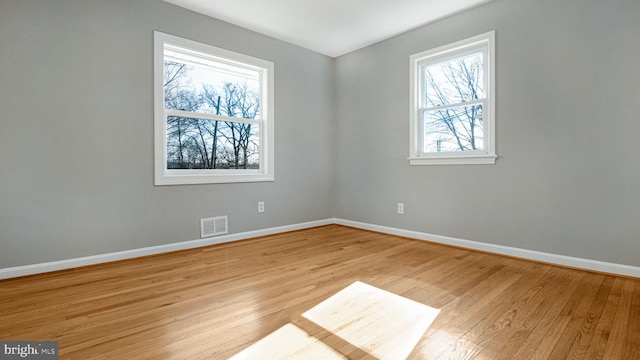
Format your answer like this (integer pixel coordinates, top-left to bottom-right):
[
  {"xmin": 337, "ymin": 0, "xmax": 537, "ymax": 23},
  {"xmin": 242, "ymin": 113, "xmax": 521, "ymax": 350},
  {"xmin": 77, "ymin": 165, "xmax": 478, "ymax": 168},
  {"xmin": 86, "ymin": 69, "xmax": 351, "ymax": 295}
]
[
  {"xmin": 167, "ymin": 116, "xmax": 260, "ymax": 170},
  {"xmin": 423, "ymin": 52, "xmax": 484, "ymax": 107},
  {"xmin": 423, "ymin": 104, "xmax": 483, "ymax": 153},
  {"xmin": 163, "ymin": 60, "xmax": 261, "ymax": 120}
]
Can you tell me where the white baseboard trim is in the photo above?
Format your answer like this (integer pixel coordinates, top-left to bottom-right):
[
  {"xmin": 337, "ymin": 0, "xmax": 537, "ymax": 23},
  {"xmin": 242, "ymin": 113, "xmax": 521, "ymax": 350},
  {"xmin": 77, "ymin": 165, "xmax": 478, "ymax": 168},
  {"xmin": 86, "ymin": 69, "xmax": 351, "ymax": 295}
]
[
  {"xmin": 0, "ymin": 219, "xmax": 334, "ymax": 280},
  {"xmin": 335, "ymin": 219, "xmax": 640, "ymax": 278},
  {"xmin": 3, "ymin": 218, "xmax": 638, "ymax": 280}
]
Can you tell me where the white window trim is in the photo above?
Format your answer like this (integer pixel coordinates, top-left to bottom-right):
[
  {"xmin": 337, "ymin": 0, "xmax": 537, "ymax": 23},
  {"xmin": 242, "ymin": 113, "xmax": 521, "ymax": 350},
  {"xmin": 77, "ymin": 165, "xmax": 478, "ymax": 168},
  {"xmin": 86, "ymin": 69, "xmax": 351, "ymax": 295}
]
[
  {"xmin": 409, "ymin": 31, "xmax": 496, "ymax": 166},
  {"xmin": 154, "ymin": 31, "xmax": 275, "ymax": 185}
]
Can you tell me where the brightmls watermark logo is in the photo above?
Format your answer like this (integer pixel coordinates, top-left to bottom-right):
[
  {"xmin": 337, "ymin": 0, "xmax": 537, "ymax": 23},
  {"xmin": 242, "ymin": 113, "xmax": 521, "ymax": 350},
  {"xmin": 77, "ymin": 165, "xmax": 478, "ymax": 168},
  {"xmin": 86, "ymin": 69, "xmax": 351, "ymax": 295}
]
[{"xmin": 1, "ymin": 341, "xmax": 58, "ymax": 359}]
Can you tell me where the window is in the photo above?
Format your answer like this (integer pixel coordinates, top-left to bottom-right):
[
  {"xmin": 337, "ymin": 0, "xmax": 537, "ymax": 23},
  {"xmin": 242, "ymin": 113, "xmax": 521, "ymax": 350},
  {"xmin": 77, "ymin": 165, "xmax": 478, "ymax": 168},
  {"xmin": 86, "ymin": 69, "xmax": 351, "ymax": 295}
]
[
  {"xmin": 409, "ymin": 31, "xmax": 496, "ymax": 165},
  {"xmin": 154, "ymin": 31, "xmax": 274, "ymax": 185}
]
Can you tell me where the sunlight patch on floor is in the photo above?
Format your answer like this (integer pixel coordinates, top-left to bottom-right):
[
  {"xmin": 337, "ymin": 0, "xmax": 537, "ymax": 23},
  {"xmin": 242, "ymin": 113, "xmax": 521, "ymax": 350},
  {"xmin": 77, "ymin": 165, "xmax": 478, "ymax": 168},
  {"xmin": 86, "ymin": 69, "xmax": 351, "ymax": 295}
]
[
  {"xmin": 231, "ymin": 281, "xmax": 440, "ymax": 359},
  {"xmin": 303, "ymin": 281, "xmax": 440, "ymax": 359},
  {"xmin": 229, "ymin": 323, "xmax": 346, "ymax": 359}
]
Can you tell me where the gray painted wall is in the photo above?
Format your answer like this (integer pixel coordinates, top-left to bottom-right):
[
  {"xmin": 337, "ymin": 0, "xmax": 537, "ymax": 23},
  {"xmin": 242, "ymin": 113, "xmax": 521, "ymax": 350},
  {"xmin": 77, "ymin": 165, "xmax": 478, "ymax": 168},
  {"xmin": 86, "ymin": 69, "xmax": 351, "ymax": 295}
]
[
  {"xmin": 2, "ymin": 0, "xmax": 638, "ymax": 270},
  {"xmin": 0, "ymin": 0, "xmax": 335, "ymax": 268},
  {"xmin": 335, "ymin": 0, "xmax": 640, "ymax": 266}
]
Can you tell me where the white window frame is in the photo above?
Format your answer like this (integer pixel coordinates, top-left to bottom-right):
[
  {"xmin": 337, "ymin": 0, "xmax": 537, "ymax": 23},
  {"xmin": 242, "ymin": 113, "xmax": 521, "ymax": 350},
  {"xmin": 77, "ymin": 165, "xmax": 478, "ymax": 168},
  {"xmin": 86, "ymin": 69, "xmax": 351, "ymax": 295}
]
[
  {"xmin": 154, "ymin": 31, "xmax": 275, "ymax": 185},
  {"xmin": 409, "ymin": 31, "xmax": 496, "ymax": 165}
]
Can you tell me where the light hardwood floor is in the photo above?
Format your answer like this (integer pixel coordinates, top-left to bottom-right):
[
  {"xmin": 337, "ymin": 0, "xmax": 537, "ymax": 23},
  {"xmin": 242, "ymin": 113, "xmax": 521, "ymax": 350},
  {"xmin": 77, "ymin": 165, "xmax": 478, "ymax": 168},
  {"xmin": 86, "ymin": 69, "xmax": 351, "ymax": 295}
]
[{"xmin": 1, "ymin": 225, "xmax": 638, "ymax": 359}]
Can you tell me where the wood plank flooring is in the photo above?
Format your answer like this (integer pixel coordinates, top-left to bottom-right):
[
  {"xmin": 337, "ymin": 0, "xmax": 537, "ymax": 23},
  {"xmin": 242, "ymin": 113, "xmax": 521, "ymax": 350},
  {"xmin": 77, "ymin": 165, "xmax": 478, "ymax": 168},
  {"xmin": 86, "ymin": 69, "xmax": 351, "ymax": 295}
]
[{"xmin": 0, "ymin": 225, "xmax": 638, "ymax": 359}]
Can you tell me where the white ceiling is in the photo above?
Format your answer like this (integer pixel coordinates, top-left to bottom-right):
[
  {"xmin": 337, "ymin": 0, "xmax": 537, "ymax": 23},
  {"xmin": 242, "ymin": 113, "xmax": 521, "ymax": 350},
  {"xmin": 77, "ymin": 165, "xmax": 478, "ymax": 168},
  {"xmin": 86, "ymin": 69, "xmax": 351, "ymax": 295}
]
[{"xmin": 162, "ymin": 0, "xmax": 494, "ymax": 57}]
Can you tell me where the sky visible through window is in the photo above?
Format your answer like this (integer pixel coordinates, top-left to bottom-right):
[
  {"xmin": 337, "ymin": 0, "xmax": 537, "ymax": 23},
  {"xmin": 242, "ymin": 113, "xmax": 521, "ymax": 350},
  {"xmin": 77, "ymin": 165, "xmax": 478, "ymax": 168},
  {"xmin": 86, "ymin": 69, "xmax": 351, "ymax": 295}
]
[
  {"xmin": 164, "ymin": 53, "xmax": 262, "ymax": 170},
  {"xmin": 422, "ymin": 51, "xmax": 485, "ymax": 153}
]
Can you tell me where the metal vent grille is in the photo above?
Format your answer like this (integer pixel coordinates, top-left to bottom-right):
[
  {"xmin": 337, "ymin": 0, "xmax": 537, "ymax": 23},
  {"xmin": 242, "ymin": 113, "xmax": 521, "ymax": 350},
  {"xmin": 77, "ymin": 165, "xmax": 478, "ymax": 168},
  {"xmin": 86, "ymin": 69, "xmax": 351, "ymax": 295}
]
[{"xmin": 200, "ymin": 216, "xmax": 228, "ymax": 238}]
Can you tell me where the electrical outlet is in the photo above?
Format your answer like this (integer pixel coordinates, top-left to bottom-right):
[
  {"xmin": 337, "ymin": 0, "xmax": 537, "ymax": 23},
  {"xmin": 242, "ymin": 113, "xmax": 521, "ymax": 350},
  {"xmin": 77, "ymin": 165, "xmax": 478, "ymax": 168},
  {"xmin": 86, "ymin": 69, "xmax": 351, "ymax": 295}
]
[
  {"xmin": 397, "ymin": 203, "xmax": 404, "ymax": 214},
  {"xmin": 258, "ymin": 201, "xmax": 265, "ymax": 213}
]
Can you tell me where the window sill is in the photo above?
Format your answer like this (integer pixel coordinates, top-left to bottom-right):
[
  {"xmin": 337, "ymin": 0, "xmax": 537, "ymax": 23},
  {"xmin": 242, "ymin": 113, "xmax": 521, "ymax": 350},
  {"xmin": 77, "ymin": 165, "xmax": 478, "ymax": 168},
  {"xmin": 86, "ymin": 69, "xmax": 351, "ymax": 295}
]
[
  {"xmin": 408, "ymin": 154, "xmax": 497, "ymax": 166},
  {"xmin": 155, "ymin": 172, "xmax": 274, "ymax": 185}
]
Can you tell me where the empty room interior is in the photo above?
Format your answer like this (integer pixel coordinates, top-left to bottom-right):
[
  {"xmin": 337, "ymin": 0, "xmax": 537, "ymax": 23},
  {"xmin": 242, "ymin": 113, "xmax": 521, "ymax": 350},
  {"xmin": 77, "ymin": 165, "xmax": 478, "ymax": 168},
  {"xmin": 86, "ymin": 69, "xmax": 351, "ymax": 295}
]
[{"xmin": 1, "ymin": 0, "xmax": 639, "ymax": 359}]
